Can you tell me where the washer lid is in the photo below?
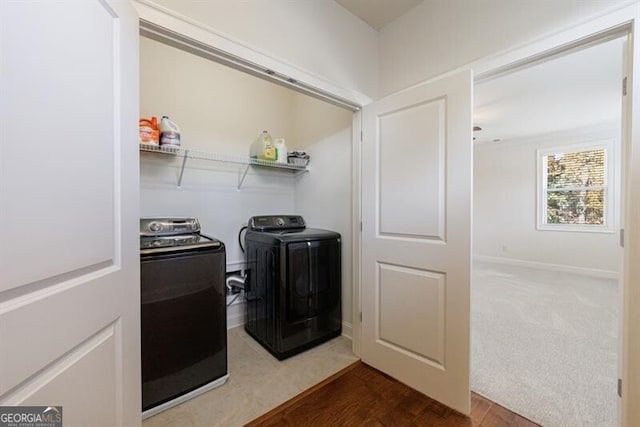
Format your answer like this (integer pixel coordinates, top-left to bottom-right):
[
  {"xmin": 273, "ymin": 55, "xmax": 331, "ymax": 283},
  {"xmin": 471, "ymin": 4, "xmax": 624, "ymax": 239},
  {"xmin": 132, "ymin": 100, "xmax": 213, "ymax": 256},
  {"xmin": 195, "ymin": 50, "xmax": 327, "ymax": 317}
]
[{"xmin": 246, "ymin": 227, "xmax": 341, "ymax": 243}]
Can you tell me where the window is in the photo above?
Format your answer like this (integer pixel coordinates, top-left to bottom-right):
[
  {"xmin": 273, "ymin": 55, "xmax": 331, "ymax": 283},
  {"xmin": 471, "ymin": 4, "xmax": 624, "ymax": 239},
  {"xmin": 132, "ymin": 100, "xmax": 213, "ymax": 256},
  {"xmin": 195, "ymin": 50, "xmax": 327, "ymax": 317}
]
[{"xmin": 538, "ymin": 142, "xmax": 614, "ymax": 232}]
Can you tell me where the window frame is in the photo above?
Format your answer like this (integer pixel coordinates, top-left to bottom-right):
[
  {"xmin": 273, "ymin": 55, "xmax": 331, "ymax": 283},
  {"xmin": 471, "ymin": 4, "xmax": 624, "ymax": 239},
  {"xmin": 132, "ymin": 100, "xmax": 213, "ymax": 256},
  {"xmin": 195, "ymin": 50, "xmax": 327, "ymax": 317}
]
[{"xmin": 536, "ymin": 140, "xmax": 616, "ymax": 233}]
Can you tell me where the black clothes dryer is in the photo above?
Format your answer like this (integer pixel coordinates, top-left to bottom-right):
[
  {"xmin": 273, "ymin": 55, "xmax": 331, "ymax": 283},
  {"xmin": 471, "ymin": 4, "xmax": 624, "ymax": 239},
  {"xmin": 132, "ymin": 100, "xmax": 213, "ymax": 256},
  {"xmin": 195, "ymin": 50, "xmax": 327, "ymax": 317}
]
[{"xmin": 244, "ymin": 215, "xmax": 341, "ymax": 360}]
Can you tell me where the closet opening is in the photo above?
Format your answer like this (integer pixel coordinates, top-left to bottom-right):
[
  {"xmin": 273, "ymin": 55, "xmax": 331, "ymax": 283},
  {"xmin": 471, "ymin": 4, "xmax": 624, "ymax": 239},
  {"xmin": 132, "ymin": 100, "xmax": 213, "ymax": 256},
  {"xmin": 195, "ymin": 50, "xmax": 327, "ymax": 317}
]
[{"xmin": 138, "ymin": 24, "xmax": 358, "ymax": 425}]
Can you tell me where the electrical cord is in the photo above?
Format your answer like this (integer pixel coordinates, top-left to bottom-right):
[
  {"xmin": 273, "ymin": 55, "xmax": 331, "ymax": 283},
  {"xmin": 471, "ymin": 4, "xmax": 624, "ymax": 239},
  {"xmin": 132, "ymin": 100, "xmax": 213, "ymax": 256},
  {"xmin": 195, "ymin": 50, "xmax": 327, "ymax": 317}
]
[
  {"xmin": 238, "ymin": 225, "xmax": 248, "ymax": 253},
  {"xmin": 233, "ymin": 225, "xmax": 249, "ymax": 305},
  {"xmin": 226, "ymin": 275, "xmax": 246, "ymax": 307},
  {"xmin": 226, "ymin": 293, "xmax": 241, "ymax": 307}
]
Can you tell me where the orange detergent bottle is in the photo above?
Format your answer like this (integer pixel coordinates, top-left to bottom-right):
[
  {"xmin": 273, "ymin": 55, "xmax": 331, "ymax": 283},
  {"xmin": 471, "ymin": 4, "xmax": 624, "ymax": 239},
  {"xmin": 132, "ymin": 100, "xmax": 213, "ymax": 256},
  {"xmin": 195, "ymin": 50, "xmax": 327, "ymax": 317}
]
[{"xmin": 139, "ymin": 117, "xmax": 159, "ymax": 145}]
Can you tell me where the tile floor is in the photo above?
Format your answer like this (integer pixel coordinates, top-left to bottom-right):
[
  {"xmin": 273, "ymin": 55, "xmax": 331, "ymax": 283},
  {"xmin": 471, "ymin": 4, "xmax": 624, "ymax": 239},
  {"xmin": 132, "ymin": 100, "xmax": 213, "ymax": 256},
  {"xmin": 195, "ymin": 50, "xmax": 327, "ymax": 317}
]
[{"xmin": 143, "ymin": 326, "xmax": 358, "ymax": 427}]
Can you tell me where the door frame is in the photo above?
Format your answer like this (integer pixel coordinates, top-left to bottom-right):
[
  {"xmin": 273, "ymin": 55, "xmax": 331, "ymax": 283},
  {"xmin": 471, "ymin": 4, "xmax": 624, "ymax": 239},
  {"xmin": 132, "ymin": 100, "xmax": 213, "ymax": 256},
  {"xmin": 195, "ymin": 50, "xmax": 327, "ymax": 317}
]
[
  {"xmin": 135, "ymin": 1, "xmax": 640, "ymax": 424},
  {"xmin": 472, "ymin": 23, "xmax": 631, "ymax": 425},
  {"xmin": 466, "ymin": 6, "xmax": 640, "ymax": 426}
]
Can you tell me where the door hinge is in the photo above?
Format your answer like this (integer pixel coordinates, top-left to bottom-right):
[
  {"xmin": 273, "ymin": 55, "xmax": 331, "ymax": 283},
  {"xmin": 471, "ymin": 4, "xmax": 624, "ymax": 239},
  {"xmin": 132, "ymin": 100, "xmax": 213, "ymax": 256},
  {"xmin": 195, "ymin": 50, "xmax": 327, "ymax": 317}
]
[
  {"xmin": 360, "ymin": 312, "xmax": 363, "ymax": 322},
  {"xmin": 623, "ymin": 77, "xmax": 628, "ymax": 96},
  {"xmin": 360, "ymin": 221, "xmax": 363, "ymax": 232},
  {"xmin": 360, "ymin": 131, "xmax": 363, "ymax": 141},
  {"xmin": 620, "ymin": 229, "xmax": 625, "ymax": 248},
  {"xmin": 618, "ymin": 378, "xmax": 622, "ymax": 397}
]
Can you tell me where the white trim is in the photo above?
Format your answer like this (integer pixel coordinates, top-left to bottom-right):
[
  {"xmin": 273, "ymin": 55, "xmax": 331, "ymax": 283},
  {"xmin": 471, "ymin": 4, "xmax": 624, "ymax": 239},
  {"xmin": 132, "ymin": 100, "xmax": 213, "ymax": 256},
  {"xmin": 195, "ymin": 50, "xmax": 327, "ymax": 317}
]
[
  {"xmin": 132, "ymin": 0, "xmax": 371, "ymax": 108},
  {"xmin": 620, "ymin": 10, "xmax": 640, "ymax": 426},
  {"xmin": 474, "ymin": 255, "xmax": 619, "ymax": 280},
  {"xmin": 536, "ymin": 140, "xmax": 616, "ymax": 233},
  {"xmin": 536, "ymin": 224, "xmax": 616, "ymax": 233},
  {"xmin": 474, "ymin": 123, "xmax": 620, "ymax": 151},
  {"xmin": 226, "ymin": 298, "xmax": 245, "ymax": 330},
  {"xmin": 142, "ymin": 374, "xmax": 229, "ymax": 420},
  {"xmin": 470, "ymin": 3, "xmax": 638, "ymax": 79},
  {"xmin": 341, "ymin": 321, "xmax": 353, "ymax": 340},
  {"xmin": 351, "ymin": 111, "xmax": 362, "ymax": 357},
  {"xmin": 474, "ymin": 24, "xmax": 630, "ymax": 85},
  {"xmin": 226, "ymin": 260, "xmax": 246, "ymax": 273}
]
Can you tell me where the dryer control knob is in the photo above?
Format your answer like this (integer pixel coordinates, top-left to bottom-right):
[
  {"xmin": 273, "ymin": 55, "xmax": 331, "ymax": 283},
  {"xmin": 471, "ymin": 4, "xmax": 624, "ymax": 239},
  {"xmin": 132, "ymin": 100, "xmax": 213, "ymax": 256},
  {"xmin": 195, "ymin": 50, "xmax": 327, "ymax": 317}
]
[
  {"xmin": 149, "ymin": 222, "xmax": 162, "ymax": 232},
  {"xmin": 276, "ymin": 217, "xmax": 285, "ymax": 226}
]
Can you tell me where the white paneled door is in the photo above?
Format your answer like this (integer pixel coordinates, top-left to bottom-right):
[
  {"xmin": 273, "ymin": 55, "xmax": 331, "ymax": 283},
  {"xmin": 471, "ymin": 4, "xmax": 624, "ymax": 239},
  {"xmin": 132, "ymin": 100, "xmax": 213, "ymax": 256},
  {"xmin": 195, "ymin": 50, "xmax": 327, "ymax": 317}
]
[
  {"xmin": 361, "ymin": 70, "xmax": 473, "ymax": 414},
  {"xmin": 0, "ymin": 1, "xmax": 140, "ymax": 426}
]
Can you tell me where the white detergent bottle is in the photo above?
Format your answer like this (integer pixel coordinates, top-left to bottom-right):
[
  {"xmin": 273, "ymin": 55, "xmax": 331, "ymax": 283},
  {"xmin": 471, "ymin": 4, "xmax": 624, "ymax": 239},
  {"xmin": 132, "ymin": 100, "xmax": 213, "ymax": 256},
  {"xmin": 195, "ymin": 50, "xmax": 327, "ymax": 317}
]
[
  {"xmin": 274, "ymin": 138, "xmax": 287, "ymax": 164},
  {"xmin": 160, "ymin": 116, "xmax": 180, "ymax": 147}
]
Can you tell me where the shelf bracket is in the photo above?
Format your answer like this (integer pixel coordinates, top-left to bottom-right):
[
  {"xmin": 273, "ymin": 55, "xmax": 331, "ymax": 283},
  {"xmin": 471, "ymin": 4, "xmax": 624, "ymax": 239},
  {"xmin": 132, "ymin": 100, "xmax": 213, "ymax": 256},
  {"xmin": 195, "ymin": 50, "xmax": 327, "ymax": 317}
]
[
  {"xmin": 238, "ymin": 164, "xmax": 250, "ymax": 190},
  {"xmin": 177, "ymin": 149, "xmax": 189, "ymax": 187}
]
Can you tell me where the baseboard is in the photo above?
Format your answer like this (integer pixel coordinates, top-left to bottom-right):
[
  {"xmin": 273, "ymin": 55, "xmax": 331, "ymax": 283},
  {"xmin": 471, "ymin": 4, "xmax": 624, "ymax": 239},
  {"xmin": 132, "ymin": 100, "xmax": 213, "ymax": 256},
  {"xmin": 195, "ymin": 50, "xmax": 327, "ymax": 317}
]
[
  {"xmin": 473, "ymin": 255, "xmax": 619, "ymax": 279},
  {"xmin": 227, "ymin": 313, "xmax": 244, "ymax": 329},
  {"xmin": 227, "ymin": 298, "xmax": 245, "ymax": 329},
  {"xmin": 227, "ymin": 260, "xmax": 246, "ymax": 273},
  {"xmin": 342, "ymin": 321, "xmax": 353, "ymax": 339}
]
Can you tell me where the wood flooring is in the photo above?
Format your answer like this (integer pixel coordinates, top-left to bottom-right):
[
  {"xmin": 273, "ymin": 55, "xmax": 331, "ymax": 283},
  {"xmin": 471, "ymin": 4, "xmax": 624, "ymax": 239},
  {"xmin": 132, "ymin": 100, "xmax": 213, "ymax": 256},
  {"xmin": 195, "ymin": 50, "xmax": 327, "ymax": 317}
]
[{"xmin": 246, "ymin": 361, "xmax": 539, "ymax": 427}]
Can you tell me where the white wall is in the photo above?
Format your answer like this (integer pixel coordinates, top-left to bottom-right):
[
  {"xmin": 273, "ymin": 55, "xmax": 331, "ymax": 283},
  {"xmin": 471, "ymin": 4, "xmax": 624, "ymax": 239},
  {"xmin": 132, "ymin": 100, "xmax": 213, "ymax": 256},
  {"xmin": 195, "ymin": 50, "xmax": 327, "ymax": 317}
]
[
  {"xmin": 144, "ymin": 0, "xmax": 379, "ymax": 100},
  {"xmin": 474, "ymin": 129, "xmax": 621, "ymax": 274},
  {"xmin": 291, "ymin": 93, "xmax": 354, "ymax": 328},
  {"xmin": 379, "ymin": 0, "xmax": 635, "ymax": 96},
  {"xmin": 140, "ymin": 36, "xmax": 296, "ymax": 156}
]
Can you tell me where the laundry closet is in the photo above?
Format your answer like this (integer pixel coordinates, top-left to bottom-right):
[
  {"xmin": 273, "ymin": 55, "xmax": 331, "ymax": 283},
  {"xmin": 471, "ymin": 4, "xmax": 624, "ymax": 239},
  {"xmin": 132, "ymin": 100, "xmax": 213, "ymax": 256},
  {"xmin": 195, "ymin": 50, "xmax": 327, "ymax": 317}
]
[{"xmin": 138, "ymin": 35, "xmax": 354, "ymax": 336}]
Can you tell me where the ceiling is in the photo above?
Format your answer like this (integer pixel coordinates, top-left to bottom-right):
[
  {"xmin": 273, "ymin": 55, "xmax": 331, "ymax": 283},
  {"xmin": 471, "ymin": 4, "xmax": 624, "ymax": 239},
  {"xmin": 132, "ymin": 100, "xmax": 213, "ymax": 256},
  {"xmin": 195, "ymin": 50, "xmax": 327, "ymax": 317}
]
[
  {"xmin": 334, "ymin": 0, "xmax": 423, "ymax": 30},
  {"xmin": 474, "ymin": 37, "xmax": 625, "ymax": 145}
]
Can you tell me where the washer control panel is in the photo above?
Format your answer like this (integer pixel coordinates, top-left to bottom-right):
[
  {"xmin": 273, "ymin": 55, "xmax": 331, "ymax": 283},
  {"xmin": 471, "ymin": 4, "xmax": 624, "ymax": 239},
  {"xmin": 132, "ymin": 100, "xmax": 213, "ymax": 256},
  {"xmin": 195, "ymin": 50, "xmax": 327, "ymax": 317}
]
[
  {"xmin": 140, "ymin": 217, "xmax": 200, "ymax": 236},
  {"xmin": 249, "ymin": 215, "xmax": 306, "ymax": 231}
]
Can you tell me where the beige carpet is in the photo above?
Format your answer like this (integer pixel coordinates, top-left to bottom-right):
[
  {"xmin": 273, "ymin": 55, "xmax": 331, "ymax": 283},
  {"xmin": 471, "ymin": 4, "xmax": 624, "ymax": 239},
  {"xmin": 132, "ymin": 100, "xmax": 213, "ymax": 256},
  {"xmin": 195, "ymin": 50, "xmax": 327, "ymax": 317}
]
[{"xmin": 471, "ymin": 261, "xmax": 619, "ymax": 427}]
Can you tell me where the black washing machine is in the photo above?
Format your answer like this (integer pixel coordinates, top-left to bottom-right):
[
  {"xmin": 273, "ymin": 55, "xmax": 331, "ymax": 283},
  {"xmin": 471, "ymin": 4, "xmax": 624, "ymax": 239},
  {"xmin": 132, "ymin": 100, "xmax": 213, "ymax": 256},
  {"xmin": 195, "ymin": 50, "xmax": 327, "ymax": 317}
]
[
  {"xmin": 244, "ymin": 215, "xmax": 341, "ymax": 360},
  {"xmin": 139, "ymin": 217, "xmax": 227, "ymax": 418}
]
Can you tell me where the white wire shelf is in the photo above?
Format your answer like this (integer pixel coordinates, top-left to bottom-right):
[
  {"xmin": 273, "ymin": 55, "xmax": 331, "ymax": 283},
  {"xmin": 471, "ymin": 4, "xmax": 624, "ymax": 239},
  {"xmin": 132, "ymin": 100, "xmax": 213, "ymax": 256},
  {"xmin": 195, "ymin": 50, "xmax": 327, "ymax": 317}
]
[{"xmin": 139, "ymin": 143, "xmax": 308, "ymax": 188}]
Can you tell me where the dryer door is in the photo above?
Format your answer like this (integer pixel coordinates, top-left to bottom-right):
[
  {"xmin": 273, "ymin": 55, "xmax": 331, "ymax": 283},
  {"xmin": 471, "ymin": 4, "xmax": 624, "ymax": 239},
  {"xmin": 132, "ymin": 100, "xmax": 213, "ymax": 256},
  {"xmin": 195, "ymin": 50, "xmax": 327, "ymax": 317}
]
[{"xmin": 286, "ymin": 239, "xmax": 341, "ymax": 323}]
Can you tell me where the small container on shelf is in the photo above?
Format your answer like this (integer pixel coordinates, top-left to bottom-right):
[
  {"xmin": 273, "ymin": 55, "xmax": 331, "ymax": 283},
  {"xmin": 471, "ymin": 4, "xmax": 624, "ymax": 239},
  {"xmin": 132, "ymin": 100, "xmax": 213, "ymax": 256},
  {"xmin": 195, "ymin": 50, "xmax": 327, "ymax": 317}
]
[
  {"xmin": 160, "ymin": 116, "xmax": 181, "ymax": 147},
  {"xmin": 274, "ymin": 138, "xmax": 288, "ymax": 164},
  {"xmin": 288, "ymin": 151, "xmax": 310, "ymax": 167}
]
